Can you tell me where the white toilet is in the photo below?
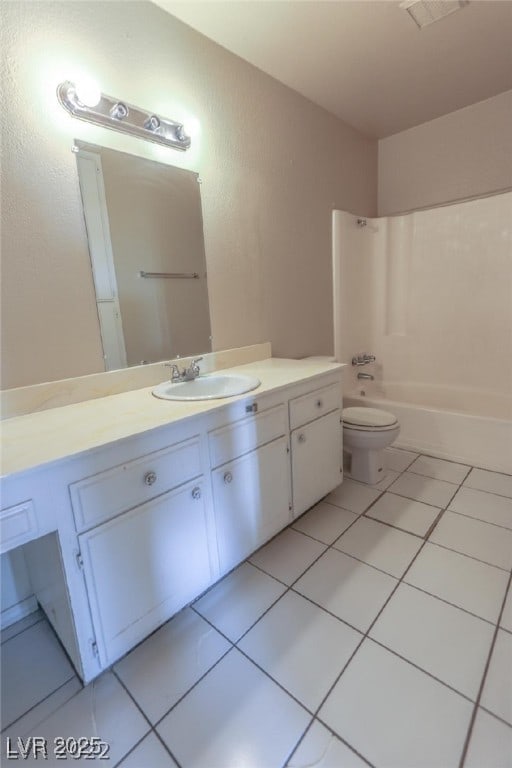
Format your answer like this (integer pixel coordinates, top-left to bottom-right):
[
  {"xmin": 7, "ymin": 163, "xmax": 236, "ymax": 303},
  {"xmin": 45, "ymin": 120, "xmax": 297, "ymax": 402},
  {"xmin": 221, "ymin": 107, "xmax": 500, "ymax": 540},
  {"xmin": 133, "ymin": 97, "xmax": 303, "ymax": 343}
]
[{"xmin": 343, "ymin": 406, "xmax": 400, "ymax": 485}]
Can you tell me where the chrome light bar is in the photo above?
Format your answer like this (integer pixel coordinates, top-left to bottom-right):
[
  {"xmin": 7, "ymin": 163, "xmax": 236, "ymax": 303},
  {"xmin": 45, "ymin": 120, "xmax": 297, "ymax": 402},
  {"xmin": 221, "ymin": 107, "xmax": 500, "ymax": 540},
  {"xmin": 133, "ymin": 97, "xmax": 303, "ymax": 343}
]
[{"xmin": 57, "ymin": 81, "xmax": 191, "ymax": 151}]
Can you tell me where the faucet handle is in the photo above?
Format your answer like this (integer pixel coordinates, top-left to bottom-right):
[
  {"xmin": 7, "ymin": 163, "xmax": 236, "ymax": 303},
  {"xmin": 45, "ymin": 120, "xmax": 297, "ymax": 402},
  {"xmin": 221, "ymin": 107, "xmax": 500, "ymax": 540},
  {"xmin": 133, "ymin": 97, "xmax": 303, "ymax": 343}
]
[
  {"xmin": 187, "ymin": 357, "xmax": 203, "ymax": 378},
  {"xmin": 165, "ymin": 363, "xmax": 181, "ymax": 381}
]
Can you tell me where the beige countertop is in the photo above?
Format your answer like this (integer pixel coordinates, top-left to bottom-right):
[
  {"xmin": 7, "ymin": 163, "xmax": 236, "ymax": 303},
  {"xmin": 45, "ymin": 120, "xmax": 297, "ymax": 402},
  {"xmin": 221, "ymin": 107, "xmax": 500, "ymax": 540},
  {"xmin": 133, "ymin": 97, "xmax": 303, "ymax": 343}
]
[{"xmin": 1, "ymin": 358, "xmax": 343, "ymax": 477}]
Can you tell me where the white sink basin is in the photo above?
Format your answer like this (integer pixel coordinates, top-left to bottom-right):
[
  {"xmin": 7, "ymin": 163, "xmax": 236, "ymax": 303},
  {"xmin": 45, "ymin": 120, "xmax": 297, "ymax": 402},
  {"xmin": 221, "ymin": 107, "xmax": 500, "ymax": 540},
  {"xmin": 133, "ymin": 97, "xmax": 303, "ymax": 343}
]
[{"xmin": 152, "ymin": 373, "xmax": 261, "ymax": 401}]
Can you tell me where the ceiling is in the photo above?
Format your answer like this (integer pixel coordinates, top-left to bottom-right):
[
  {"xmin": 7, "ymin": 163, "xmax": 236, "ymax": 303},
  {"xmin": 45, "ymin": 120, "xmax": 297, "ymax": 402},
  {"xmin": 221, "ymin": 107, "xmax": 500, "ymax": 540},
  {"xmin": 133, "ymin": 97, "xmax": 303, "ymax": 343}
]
[{"xmin": 154, "ymin": 0, "xmax": 512, "ymax": 138}]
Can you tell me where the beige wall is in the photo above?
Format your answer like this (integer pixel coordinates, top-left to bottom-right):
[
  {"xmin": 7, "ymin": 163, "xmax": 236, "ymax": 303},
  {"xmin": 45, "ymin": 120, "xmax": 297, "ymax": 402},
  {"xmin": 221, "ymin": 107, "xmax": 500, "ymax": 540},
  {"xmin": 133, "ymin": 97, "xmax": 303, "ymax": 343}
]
[
  {"xmin": 378, "ymin": 90, "xmax": 512, "ymax": 216},
  {"xmin": 0, "ymin": 1, "xmax": 377, "ymax": 389}
]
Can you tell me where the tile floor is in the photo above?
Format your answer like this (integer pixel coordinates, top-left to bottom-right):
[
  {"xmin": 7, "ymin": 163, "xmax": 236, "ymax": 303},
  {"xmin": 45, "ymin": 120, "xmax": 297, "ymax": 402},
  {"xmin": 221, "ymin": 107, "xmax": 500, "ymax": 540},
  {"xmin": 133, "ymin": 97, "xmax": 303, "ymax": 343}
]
[{"xmin": 1, "ymin": 449, "xmax": 511, "ymax": 767}]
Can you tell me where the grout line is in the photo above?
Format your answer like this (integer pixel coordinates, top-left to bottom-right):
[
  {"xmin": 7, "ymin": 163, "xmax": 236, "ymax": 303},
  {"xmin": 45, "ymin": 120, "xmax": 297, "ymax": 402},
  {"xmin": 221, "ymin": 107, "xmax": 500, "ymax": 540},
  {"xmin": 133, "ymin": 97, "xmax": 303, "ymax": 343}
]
[
  {"xmin": 407, "ymin": 469, "xmax": 463, "ymax": 486},
  {"xmin": 423, "ymin": 506, "xmax": 446, "ymax": 539},
  {"xmin": 284, "ymin": 718, "xmax": 376, "ymax": 768},
  {"xmin": 111, "ymin": 670, "xmax": 156, "ymax": 728},
  {"xmin": 462, "ymin": 487, "xmax": 512, "ymax": 502},
  {"xmin": 280, "ymin": 717, "xmax": 316, "ymax": 768},
  {"xmin": 427, "ymin": 540, "xmax": 510, "ymax": 573},
  {"xmin": 399, "ymin": 452, "xmax": 512, "ymax": 479},
  {"xmin": 288, "ymin": 586, "xmax": 365, "ymax": 637},
  {"xmin": 112, "ymin": 732, "xmax": 154, "ymax": 768},
  {"xmin": 329, "ymin": 544, "xmax": 417, "ymax": 580},
  {"xmin": 234, "ymin": 644, "xmax": 316, "ymax": 715},
  {"xmin": 149, "ymin": 644, "xmax": 234, "ymax": 731},
  {"xmin": 465, "ymin": 464, "xmax": 512, "ymax": 479},
  {"xmin": 361, "ymin": 511, "xmax": 428, "ymax": 540},
  {"xmin": 0, "ymin": 674, "xmax": 79, "ymax": 735},
  {"xmin": 448, "ymin": 507, "xmax": 512, "ymax": 533},
  {"xmin": 111, "ymin": 660, "xmax": 219, "ymax": 768},
  {"xmin": 366, "ymin": 636, "xmax": 478, "ymax": 705},
  {"xmin": 151, "ymin": 728, "xmax": 183, "ymax": 768},
  {"xmin": 425, "ymin": 539, "xmax": 508, "ymax": 572},
  {"xmin": 412, "ymin": 451, "xmax": 472, "ymax": 470},
  {"xmin": 247, "ymin": 557, "xmax": 300, "ymax": 588},
  {"xmin": 401, "ymin": 580, "xmax": 502, "ymax": 628},
  {"xmin": 477, "ymin": 704, "xmax": 512, "ymax": 730},
  {"xmin": 458, "ymin": 570, "xmax": 512, "ymax": 768},
  {"xmin": 373, "ymin": 488, "xmax": 448, "ymax": 511},
  {"xmin": 462, "ymin": 484, "xmax": 512, "ymax": 501},
  {"xmin": 0, "ymin": 613, "xmax": 45, "ymax": 646}
]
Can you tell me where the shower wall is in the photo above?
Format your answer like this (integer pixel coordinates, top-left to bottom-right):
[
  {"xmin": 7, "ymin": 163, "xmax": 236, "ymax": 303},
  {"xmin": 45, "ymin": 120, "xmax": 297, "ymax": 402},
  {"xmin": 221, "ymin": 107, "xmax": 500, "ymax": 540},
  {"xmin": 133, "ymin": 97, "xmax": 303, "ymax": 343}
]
[{"xmin": 334, "ymin": 191, "xmax": 512, "ymax": 408}]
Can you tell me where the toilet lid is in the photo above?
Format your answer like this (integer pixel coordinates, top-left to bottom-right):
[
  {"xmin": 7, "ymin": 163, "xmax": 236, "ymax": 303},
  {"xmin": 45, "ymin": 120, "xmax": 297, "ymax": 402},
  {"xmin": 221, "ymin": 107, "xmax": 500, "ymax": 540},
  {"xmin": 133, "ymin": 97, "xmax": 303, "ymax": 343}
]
[{"xmin": 343, "ymin": 406, "xmax": 398, "ymax": 428}]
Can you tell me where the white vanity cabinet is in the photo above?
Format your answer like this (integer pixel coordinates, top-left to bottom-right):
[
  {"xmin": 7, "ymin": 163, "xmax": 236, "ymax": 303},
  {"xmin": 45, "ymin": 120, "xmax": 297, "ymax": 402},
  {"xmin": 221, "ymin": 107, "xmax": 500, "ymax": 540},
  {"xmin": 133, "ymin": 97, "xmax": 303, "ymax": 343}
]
[
  {"xmin": 209, "ymin": 402, "xmax": 292, "ymax": 574},
  {"xmin": 1, "ymin": 358, "xmax": 345, "ymax": 682},
  {"xmin": 290, "ymin": 383, "xmax": 343, "ymax": 517}
]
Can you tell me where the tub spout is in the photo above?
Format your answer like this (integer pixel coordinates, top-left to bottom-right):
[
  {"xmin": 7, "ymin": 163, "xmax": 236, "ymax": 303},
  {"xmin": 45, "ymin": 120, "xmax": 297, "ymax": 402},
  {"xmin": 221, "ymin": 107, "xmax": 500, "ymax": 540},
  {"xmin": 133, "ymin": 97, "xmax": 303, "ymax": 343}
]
[{"xmin": 357, "ymin": 372, "xmax": 374, "ymax": 380}]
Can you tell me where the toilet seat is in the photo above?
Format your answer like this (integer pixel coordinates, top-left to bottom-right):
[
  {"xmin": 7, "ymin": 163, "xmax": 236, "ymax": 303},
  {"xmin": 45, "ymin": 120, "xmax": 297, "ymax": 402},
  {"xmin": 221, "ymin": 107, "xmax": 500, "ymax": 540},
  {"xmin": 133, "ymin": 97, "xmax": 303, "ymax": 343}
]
[{"xmin": 343, "ymin": 406, "xmax": 398, "ymax": 431}]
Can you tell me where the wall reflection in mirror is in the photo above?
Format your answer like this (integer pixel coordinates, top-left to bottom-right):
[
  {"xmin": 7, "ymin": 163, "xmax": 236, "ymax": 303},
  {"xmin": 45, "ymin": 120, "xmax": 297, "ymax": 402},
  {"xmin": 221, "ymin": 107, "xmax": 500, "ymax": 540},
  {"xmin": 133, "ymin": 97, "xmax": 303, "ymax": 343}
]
[{"xmin": 75, "ymin": 141, "xmax": 212, "ymax": 370}]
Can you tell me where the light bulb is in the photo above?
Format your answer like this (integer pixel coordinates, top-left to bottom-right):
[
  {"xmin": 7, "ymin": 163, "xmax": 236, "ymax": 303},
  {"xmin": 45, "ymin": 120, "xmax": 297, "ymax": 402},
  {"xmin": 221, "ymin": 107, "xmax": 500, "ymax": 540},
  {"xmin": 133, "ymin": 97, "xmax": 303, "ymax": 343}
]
[
  {"xmin": 74, "ymin": 80, "xmax": 101, "ymax": 108},
  {"xmin": 182, "ymin": 117, "xmax": 200, "ymax": 139}
]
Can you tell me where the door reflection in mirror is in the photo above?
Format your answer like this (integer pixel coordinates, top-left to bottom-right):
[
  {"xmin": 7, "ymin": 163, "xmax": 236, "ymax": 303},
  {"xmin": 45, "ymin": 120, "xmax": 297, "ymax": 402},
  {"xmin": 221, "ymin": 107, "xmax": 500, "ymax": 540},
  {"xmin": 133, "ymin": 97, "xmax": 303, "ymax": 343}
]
[{"xmin": 75, "ymin": 141, "xmax": 212, "ymax": 369}]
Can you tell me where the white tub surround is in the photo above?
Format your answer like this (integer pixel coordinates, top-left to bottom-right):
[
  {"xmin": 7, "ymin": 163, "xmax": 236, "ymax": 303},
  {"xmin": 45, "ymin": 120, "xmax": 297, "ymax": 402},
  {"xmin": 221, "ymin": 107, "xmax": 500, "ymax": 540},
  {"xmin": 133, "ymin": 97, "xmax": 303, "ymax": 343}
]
[
  {"xmin": 1, "ymin": 355, "xmax": 344, "ymax": 683},
  {"xmin": 333, "ymin": 191, "xmax": 512, "ymax": 433},
  {"xmin": 344, "ymin": 386, "xmax": 512, "ymax": 475}
]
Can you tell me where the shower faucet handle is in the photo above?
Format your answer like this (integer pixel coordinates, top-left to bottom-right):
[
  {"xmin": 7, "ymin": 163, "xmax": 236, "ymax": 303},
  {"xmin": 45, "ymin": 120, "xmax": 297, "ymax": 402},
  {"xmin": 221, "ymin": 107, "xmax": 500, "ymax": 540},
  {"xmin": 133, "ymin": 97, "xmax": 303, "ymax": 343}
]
[{"xmin": 351, "ymin": 353, "xmax": 376, "ymax": 366}]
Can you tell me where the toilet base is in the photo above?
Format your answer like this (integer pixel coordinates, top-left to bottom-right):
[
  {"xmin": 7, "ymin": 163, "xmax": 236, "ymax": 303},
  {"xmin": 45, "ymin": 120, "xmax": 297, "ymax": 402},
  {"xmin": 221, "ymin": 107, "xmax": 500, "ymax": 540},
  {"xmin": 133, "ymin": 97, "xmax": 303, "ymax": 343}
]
[{"xmin": 350, "ymin": 447, "xmax": 386, "ymax": 485}]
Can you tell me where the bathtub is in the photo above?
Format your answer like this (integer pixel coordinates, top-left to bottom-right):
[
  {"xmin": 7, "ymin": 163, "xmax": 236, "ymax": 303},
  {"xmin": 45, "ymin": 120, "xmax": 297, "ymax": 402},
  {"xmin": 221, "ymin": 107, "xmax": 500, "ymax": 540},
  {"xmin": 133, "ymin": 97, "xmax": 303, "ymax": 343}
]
[{"xmin": 343, "ymin": 381, "xmax": 512, "ymax": 474}]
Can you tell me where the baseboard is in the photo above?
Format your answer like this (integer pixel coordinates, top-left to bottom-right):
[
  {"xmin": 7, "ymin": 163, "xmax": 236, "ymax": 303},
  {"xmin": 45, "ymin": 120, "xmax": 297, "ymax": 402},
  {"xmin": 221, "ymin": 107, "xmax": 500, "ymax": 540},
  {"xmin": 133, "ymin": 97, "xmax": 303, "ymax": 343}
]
[{"xmin": 1, "ymin": 595, "xmax": 38, "ymax": 630}]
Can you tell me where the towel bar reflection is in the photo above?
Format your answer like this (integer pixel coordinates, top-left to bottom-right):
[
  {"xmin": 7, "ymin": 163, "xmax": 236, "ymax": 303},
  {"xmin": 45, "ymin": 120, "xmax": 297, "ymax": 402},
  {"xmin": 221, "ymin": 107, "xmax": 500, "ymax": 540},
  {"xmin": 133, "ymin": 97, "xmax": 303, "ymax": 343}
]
[{"xmin": 138, "ymin": 271, "xmax": 200, "ymax": 279}]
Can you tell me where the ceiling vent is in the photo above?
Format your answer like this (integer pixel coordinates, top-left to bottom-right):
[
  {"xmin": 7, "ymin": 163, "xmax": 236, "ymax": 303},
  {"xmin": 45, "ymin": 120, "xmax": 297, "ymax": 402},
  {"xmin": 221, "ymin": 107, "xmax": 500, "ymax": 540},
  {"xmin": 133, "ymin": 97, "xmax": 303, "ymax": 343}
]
[{"xmin": 401, "ymin": 0, "xmax": 470, "ymax": 29}]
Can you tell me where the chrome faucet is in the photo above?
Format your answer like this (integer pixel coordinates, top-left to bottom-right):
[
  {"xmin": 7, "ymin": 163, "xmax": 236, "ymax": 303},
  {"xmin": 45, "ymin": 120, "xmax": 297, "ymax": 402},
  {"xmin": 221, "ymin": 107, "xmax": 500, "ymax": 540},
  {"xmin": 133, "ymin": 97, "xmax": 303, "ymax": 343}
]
[
  {"xmin": 165, "ymin": 357, "xmax": 203, "ymax": 382},
  {"xmin": 357, "ymin": 372, "xmax": 374, "ymax": 380}
]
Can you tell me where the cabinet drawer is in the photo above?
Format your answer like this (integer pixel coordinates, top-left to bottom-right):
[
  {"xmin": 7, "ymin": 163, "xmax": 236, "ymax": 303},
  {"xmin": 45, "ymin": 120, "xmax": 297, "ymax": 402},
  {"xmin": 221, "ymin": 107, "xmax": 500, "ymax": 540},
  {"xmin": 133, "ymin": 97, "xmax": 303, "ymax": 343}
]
[
  {"xmin": 0, "ymin": 500, "xmax": 38, "ymax": 553},
  {"xmin": 289, "ymin": 383, "xmax": 341, "ymax": 430},
  {"xmin": 70, "ymin": 436, "xmax": 202, "ymax": 531},
  {"xmin": 209, "ymin": 404, "xmax": 287, "ymax": 468}
]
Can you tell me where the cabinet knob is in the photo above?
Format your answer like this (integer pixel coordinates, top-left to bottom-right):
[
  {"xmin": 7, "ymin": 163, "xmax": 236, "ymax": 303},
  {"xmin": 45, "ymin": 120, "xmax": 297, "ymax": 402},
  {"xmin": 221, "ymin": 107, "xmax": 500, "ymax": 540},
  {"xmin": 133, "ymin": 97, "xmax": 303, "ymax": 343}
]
[
  {"xmin": 223, "ymin": 471, "xmax": 233, "ymax": 484},
  {"xmin": 191, "ymin": 486, "xmax": 201, "ymax": 500},
  {"xmin": 316, "ymin": 399, "xmax": 323, "ymax": 408},
  {"xmin": 144, "ymin": 471, "xmax": 157, "ymax": 486},
  {"xmin": 245, "ymin": 403, "xmax": 258, "ymax": 414},
  {"xmin": 298, "ymin": 433, "xmax": 306, "ymax": 443}
]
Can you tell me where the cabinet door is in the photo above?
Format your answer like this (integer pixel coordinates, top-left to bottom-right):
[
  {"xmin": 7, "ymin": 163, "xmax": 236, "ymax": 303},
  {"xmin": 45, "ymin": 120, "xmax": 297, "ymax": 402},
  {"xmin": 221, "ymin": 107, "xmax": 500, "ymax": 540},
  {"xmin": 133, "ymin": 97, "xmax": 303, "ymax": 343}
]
[
  {"xmin": 291, "ymin": 410, "xmax": 343, "ymax": 517},
  {"xmin": 78, "ymin": 479, "xmax": 213, "ymax": 667},
  {"xmin": 212, "ymin": 437, "xmax": 291, "ymax": 574}
]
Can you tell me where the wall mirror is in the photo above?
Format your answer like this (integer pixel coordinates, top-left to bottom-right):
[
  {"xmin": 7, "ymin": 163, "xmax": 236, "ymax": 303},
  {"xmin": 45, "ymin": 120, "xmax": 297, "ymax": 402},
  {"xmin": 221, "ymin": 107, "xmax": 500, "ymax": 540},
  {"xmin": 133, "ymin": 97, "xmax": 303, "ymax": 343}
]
[{"xmin": 75, "ymin": 141, "xmax": 212, "ymax": 370}]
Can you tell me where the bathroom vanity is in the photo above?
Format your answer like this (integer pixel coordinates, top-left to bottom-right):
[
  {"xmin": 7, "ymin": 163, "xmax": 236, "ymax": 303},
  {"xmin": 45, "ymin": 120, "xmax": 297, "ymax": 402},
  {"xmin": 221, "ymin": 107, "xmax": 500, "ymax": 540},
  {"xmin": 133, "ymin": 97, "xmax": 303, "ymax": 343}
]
[{"xmin": 1, "ymin": 355, "xmax": 343, "ymax": 682}]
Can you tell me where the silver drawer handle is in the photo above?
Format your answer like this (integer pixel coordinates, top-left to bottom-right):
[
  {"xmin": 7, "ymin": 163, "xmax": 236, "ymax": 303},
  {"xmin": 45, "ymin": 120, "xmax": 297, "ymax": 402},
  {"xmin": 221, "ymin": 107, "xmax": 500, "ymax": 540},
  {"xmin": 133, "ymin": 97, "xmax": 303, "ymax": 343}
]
[
  {"xmin": 298, "ymin": 433, "xmax": 306, "ymax": 443},
  {"xmin": 144, "ymin": 471, "xmax": 157, "ymax": 486},
  {"xmin": 316, "ymin": 399, "xmax": 323, "ymax": 408},
  {"xmin": 192, "ymin": 486, "xmax": 201, "ymax": 500},
  {"xmin": 223, "ymin": 471, "xmax": 233, "ymax": 484}
]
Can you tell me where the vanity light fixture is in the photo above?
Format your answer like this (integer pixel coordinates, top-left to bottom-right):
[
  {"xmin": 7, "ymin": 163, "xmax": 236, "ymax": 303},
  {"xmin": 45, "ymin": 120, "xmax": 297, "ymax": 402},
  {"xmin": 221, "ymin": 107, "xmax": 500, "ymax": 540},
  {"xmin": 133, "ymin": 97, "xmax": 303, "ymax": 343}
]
[{"xmin": 57, "ymin": 81, "xmax": 191, "ymax": 151}]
